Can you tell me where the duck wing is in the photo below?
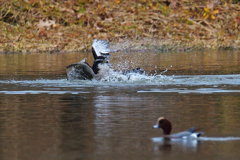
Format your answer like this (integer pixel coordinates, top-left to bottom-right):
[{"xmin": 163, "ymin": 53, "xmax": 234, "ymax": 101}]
[
  {"xmin": 92, "ymin": 39, "xmax": 110, "ymax": 59},
  {"xmin": 169, "ymin": 127, "xmax": 203, "ymax": 138},
  {"xmin": 66, "ymin": 61, "xmax": 95, "ymax": 80},
  {"xmin": 170, "ymin": 131, "xmax": 193, "ymax": 138}
]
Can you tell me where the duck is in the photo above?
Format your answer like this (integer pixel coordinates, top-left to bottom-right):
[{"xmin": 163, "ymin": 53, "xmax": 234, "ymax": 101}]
[
  {"xmin": 66, "ymin": 39, "xmax": 111, "ymax": 80},
  {"xmin": 66, "ymin": 39, "xmax": 144, "ymax": 80},
  {"xmin": 153, "ymin": 117, "xmax": 203, "ymax": 139}
]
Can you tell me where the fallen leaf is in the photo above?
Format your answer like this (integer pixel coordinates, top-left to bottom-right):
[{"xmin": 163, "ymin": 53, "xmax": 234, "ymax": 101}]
[
  {"xmin": 207, "ymin": 0, "xmax": 214, "ymax": 10},
  {"xmin": 77, "ymin": 13, "xmax": 83, "ymax": 19},
  {"xmin": 105, "ymin": 17, "xmax": 113, "ymax": 22},
  {"xmin": 212, "ymin": 10, "xmax": 219, "ymax": 14},
  {"xmin": 37, "ymin": 28, "xmax": 48, "ymax": 37},
  {"xmin": 59, "ymin": 7, "xmax": 75, "ymax": 14},
  {"xmin": 204, "ymin": 7, "xmax": 209, "ymax": 13},
  {"xmin": 169, "ymin": 0, "xmax": 177, "ymax": 8},
  {"xmin": 37, "ymin": 20, "xmax": 56, "ymax": 29},
  {"xmin": 211, "ymin": 14, "xmax": 215, "ymax": 19}
]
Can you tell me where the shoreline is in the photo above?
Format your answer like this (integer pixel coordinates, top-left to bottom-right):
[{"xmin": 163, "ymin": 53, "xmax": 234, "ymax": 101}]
[
  {"xmin": 0, "ymin": 40, "xmax": 240, "ymax": 54},
  {"xmin": 1, "ymin": 37, "xmax": 239, "ymax": 54}
]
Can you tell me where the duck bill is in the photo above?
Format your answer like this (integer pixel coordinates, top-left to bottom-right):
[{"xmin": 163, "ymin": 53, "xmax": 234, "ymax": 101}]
[{"xmin": 153, "ymin": 124, "xmax": 159, "ymax": 129}]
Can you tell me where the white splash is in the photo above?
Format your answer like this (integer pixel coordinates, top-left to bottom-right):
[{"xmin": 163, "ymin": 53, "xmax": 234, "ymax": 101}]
[
  {"xmin": 198, "ymin": 137, "xmax": 240, "ymax": 141},
  {"xmin": 152, "ymin": 136, "xmax": 240, "ymax": 142}
]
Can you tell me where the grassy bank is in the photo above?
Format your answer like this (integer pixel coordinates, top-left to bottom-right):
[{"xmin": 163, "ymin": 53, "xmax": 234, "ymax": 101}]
[{"xmin": 0, "ymin": 0, "xmax": 240, "ymax": 53}]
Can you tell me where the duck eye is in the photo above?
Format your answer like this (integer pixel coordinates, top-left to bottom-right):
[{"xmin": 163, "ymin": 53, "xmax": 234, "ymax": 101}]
[{"xmin": 159, "ymin": 120, "xmax": 164, "ymax": 124}]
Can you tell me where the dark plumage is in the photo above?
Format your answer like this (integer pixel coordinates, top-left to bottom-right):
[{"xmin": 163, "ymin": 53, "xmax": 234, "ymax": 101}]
[
  {"xmin": 66, "ymin": 39, "xmax": 144, "ymax": 80},
  {"xmin": 66, "ymin": 39, "xmax": 111, "ymax": 80}
]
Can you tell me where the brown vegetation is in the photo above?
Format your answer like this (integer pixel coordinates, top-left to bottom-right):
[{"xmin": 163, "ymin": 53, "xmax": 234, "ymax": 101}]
[{"xmin": 0, "ymin": 0, "xmax": 240, "ymax": 53}]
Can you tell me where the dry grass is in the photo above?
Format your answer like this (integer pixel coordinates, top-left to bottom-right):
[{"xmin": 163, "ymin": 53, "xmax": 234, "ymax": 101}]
[{"xmin": 0, "ymin": 0, "xmax": 240, "ymax": 53}]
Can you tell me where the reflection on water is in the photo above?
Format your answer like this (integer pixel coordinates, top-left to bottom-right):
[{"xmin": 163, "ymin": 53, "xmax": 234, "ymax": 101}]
[
  {"xmin": 0, "ymin": 91, "xmax": 240, "ymax": 159},
  {"xmin": 152, "ymin": 138, "xmax": 201, "ymax": 153},
  {"xmin": 0, "ymin": 51, "xmax": 240, "ymax": 159},
  {"xmin": 0, "ymin": 51, "xmax": 240, "ymax": 79}
]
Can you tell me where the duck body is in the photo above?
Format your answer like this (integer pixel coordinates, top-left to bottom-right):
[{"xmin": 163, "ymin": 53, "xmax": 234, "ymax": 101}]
[
  {"xmin": 66, "ymin": 39, "xmax": 111, "ymax": 80},
  {"xmin": 66, "ymin": 60, "xmax": 95, "ymax": 80},
  {"xmin": 66, "ymin": 39, "xmax": 144, "ymax": 80},
  {"xmin": 153, "ymin": 117, "xmax": 203, "ymax": 139}
]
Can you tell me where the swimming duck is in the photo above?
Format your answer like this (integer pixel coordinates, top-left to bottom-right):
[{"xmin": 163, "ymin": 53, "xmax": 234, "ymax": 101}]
[
  {"xmin": 66, "ymin": 39, "xmax": 144, "ymax": 80},
  {"xmin": 66, "ymin": 39, "xmax": 111, "ymax": 80},
  {"xmin": 153, "ymin": 117, "xmax": 203, "ymax": 139}
]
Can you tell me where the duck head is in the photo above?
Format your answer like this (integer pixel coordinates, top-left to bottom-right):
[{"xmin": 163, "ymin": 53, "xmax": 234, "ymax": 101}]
[{"xmin": 153, "ymin": 117, "xmax": 172, "ymax": 135}]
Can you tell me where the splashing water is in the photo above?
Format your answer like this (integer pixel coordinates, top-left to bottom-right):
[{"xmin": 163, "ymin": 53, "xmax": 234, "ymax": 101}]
[
  {"xmin": 93, "ymin": 64, "xmax": 240, "ymax": 86},
  {"xmin": 93, "ymin": 63, "xmax": 173, "ymax": 83},
  {"xmin": 152, "ymin": 136, "xmax": 240, "ymax": 142},
  {"xmin": 198, "ymin": 137, "xmax": 240, "ymax": 141}
]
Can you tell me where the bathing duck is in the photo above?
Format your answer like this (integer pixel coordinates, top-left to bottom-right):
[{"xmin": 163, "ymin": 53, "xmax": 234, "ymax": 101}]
[
  {"xmin": 66, "ymin": 39, "xmax": 111, "ymax": 80},
  {"xmin": 153, "ymin": 117, "xmax": 203, "ymax": 139},
  {"xmin": 66, "ymin": 39, "xmax": 144, "ymax": 80}
]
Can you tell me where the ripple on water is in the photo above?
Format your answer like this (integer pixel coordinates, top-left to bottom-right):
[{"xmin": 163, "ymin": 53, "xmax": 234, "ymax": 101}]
[
  {"xmin": 152, "ymin": 136, "xmax": 240, "ymax": 142},
  {"xmin": 0, "ymin": 73, "xmax": 239, "ymax": 95}
]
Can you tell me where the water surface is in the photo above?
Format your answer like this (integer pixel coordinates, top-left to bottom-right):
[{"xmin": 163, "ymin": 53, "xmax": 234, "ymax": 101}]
[{"xmin": 0, "ymin": 50, "xmax": 240, "ymax": 160}]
